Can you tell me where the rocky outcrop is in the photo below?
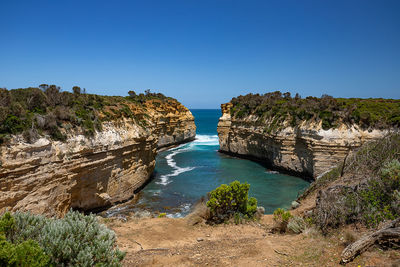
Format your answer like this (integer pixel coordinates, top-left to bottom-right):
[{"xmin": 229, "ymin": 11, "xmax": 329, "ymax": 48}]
[
  {"xmin": 217, "ymin": 103, "xmax": 393, "ymax": 179},
  {"xmin": 0, "ymin": 101, "xmax": 195, "ymax": 217},
  {"xmin": 147, "ymin": 101, "xmax": 196, "ymax": 148}
]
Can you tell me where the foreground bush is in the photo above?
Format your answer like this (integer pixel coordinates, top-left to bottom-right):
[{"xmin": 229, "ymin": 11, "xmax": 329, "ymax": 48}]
[
  {"xmin": 0, "ymin": 212, "xmax": 49, "ymax": 267},
  {"xmin": 0, "ymin": 236, "xmax": 50, "ymax": 267},
  {"xmin": 314, "ymin": 175, "xmax": 399, "ymax": 231},
  {"xmin": 272, "ymin": 208, "xmax": 293, "ymax": 233},
  {"xmin": 313, "ymin": 135, "xmax": 400, "ymax": 231},
  {"xmin": 206, "ymin": 181, "xmax": 258, "ymax": 223},
  {"xmin": 1, "ymin": 210, "xmax": 125, "ymax": 266},
  {"xmin": 287, "ymin": 216, "xmax": 307, "ymax": 234}
]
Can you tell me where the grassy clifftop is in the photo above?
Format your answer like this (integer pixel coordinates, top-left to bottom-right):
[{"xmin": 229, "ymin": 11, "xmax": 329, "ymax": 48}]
[
  {"xmin": 229, "ymin": 91, "xmax": 400, "ymax": 131},
  {"xmin": 0, "ymin": 85, "xmax": 180, "ymax": 143}
]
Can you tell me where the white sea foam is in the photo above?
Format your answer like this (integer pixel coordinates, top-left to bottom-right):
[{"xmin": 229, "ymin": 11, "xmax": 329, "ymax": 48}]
[
  {"xmin": 191, "ymin": 134, "xmax": 219, "ymax": 146},
  {"xmin": 156, "ymin": 145, "xmax": 196, "ymax": 185},
  {"xmin": 155, "ymin": 135, "xmax": 218, "ymax": 185},
  {"xmin": 166, "ymin": 203, "xmax": 192, "ymax": 218}
]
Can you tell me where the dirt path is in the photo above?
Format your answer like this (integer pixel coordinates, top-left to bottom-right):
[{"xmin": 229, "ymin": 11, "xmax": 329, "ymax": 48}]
[{"xmin": 106, "ymin": 215, "xmax": 399, "ymax": 267}]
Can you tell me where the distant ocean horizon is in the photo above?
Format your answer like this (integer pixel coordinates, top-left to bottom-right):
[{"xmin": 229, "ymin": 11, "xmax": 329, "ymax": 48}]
[{"xmin": 105, "ymin": 109, "xmax": 309, "ymax": 218}]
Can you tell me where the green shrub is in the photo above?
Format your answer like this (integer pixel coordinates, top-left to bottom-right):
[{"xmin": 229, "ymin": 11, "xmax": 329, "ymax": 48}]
[
  {"xmin": 358, "ymin": 159, "xmax": 400, "ymax": 227},
  {"xmin": 2, "ymin": 210, "xmax": 125, "ymax": 266},
  {"xmin": 314, "ymin": 158, "xmax": 400, "ymax": 230},
  {"xmin": 273, "ymin": 208, "xmax": 292, "ymax": 232},
  {"xmin": 287, "ymin": 216, "xmax": 306, "ymax": 234},
  {"xmin": 0, "ymin": 235, "xmax": 50, "ymax": 267},
  {"xmin": 0, "ymin": 212, "xmax": 49, "ymax": 267},
  {"xmin": 229, "ymin": 92, "xmax": 400, "ymax": 130},
  {"xmin": 0, "ymin": 86, "xmax": 179, "ymax": 142},
  {"xmin": 233, "ymin": 212, "xmax": 241, "ymax": 225},
  {"xmin": 344, "ymin": 134, "xmax": 400, "ymax": 176},
  {"xmin": 247, "ymin": 197, "xmax": 258, "ymax": 215},
  {"xmin": 206, "ymin": 181, "xmax": 258, "ymax": 223},
  {"xmin": 0, "ymin": 212, "xmax": 15, "ymax": 237}
]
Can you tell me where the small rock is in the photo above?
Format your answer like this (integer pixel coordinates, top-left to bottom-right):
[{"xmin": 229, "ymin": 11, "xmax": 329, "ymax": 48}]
[
  {"xmin": 206, "ymin": 234, "xmax": 210, "ymax": 237},
  {"xmin": 196, "ymin": 237, "xmax": 204, "ymax": 242},
  {"xmin": 291, "ymin": 201, "xmax": 300, "ymax": 209},
  {"xmin": 256, "ymin": 206, "xmax": 265, "ymax": 214}
]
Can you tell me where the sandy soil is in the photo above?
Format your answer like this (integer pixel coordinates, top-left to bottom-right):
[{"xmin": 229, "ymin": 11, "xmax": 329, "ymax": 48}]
[{"xmin": 105, "ymin": 212, "xmax": 400, "ymax": 267}]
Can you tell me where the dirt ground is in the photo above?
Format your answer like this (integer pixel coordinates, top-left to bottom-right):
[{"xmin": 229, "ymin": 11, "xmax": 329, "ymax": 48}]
[{"xmin": 105, "ymin": 212, "xmax": 400, "ymax": 267}]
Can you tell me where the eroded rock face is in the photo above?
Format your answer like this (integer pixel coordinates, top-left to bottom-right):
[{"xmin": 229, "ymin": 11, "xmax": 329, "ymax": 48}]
[
  {"xmin": 0, "ymin": 103, "xmax": 195, "ymax": 217},
  {"xmin": 217, "ymin": 103, "xmax": 393, "ymax": 179}
]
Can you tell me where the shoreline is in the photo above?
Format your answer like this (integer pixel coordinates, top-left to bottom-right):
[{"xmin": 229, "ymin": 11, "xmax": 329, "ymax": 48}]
[{"xmin": 90, "ymin": 137, "xmax": 198, "ymax": 216}]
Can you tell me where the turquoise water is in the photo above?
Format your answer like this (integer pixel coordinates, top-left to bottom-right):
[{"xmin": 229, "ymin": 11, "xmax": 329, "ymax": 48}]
[{"xmin": 105, "ymin": 109, "xmax": 309, "ymax": 217}]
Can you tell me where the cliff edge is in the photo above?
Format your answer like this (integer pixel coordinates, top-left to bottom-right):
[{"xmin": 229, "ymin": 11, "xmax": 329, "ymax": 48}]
[
  {"xmin": 0, "ymin": 88, "xmax": 195, "ymax": 216},
  {"xmin": 217, "ymin": 93, "xmax": 399, "ymax": 179}
]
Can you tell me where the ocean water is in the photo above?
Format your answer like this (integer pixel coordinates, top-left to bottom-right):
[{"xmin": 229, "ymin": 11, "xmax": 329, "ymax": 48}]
[{"xmin": 105, "ymin": 109, "xmax": 310, "ymax": 218}]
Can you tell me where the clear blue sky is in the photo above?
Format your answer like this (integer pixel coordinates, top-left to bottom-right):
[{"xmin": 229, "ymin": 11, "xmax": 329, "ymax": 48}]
[{"xmin": 1, "ymin": 0, "xmax": 399, "ymax": 108}]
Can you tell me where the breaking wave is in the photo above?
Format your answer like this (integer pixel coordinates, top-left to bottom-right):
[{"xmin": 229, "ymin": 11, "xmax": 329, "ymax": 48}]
[
  {"xmin": 156, "ymin": 145, "xmax": 195, "ymax": 185},
  {"xmin": 155, "ymin": 135, "xmax": 218, "ymax": 186}
]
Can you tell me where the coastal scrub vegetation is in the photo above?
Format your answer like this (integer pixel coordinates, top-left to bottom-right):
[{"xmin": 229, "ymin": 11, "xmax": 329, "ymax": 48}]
[
  {"xmin": 230, "ymin": 91, "xmax": 400, "ymax": 131},
  {"xmin": 300, "ymin": 134, "xmax": 400, "ymax": 232},
  {"xmin": 273, "ymin": 208, "xmax": 293, "ymax": 233},
  {"xmin": 272, "ymin": 208, "xmax": 309, "ymax": 234},
  {"xmin": 314, "ymin": 158, "xmax": 400, "ymax": 231},
  {"xmin": 206, "ymin": 180, "xmax": 258, "ymax": 224},
  {"xmin": 0, "ymin": 85, "xmax": 176, "ymax": 144},
  {"xmin": 0, "ymin": 210, "xmax": 125, "ymax": 266},
  {"xmin": 0, "ymin": 212, "xmax": 49, "ymax": 266}
]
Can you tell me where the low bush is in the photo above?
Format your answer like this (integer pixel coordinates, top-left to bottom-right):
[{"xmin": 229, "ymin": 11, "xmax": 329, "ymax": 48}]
[
  {"xmin": 1, "ymin": 210, "xmax": 125, "ymax": 266},
  {"xmin": 287, "ymin": 216, "xmax": 306, "ymax": 234},
  {"xmin": 314, "ymin": 158, "xmax": 400, "ymax": 231},
  {"xmin": 0, "ymin": 235, "xmax": 50, "ymax": 267},
  {"xmin": 344, "ymin": 134, "xmax": 400, "ymax": 176},
  {"xmin": 229, "ymin": 91, "xmax": 400, "ymax": 131},
  {"xmin": 0, "ymin": 86, "xmax": 178, "ymax": 143},
  {"xmin": 305, "ymin": 134, "xmax": 400, "ymax": 232},
  {"xmin": 158, "ymin": 213, "xmax": 167, "ymax": 218},
  {"xmin": 359, "ymin": 159, "xmax": 400, "ymax": 227},
  {"xmin": 206, "ymin": 181, "xmax": 258, "ymax": 223},
  {"xmin": 0, "ymin": 212, "xmax": 49, "ymax": 267},
  {"xmin": 273, "ymin": 208, "xmax": 293, "ymax": 233}
]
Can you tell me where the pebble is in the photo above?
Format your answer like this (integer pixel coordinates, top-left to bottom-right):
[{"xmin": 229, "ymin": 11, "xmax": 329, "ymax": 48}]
[{"xmin": 197, "ymin": 237, "xmax": 204, "ymax": 242}]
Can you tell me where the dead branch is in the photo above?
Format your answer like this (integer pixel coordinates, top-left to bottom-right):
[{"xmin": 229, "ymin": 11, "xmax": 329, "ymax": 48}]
[
  {"xmin": 274, "ymin": 249, "xmax": 288, "ymax": 256},
  {"xmin": 340, "ymin": 218, "xmax": 400, "ymax": 264}
]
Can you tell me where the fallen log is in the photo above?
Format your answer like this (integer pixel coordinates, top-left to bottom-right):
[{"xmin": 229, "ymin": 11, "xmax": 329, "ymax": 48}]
[{"xmin": 340, "ymin": 218, "xmax": 400, "ymax": 264}]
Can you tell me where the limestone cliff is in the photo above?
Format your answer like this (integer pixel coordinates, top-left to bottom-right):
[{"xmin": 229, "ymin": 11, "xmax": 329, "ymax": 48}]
[
  {"xmin": 217, "ymin": 103, "xmax": 395, "ymax": 179},
  {"xmin": 0, "ymin": 100, "xmax": 195, "ymax": 217}
]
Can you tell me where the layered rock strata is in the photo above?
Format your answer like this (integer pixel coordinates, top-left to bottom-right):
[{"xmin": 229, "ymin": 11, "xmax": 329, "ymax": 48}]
[
  {"xmin": 0, "ymin": 101, "xmax": 195, "ymax": 217},
  {"xmin": 217, "ymin": 103, "xmax": 393, "ymax": 179}
]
